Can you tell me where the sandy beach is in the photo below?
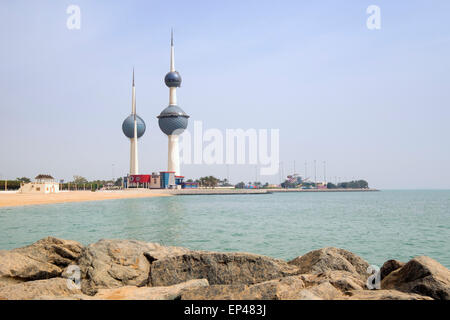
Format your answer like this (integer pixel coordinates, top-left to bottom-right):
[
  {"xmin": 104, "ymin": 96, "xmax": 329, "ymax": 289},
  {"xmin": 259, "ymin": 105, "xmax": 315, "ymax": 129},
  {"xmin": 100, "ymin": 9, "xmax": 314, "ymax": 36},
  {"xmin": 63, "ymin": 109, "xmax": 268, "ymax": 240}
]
[{"xmin": 0, "ymin": 190, "xmax": 172, "ymax": 208}]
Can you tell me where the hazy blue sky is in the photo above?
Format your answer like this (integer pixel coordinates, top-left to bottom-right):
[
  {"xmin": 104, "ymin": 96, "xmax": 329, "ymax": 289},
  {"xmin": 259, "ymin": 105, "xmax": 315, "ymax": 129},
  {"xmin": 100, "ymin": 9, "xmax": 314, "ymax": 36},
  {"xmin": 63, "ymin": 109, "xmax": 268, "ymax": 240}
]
[{"xmin": 0, "ymin": 0, "xmax": 449, "ymax": 189}]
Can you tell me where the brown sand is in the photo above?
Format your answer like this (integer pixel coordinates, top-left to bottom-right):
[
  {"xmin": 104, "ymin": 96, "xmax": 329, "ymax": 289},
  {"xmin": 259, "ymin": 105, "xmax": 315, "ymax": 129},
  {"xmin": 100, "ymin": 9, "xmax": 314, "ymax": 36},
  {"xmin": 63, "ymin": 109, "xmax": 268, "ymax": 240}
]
[{"xmin": 0, "ymin": 190, "xmax": 172, "ymax": 208}]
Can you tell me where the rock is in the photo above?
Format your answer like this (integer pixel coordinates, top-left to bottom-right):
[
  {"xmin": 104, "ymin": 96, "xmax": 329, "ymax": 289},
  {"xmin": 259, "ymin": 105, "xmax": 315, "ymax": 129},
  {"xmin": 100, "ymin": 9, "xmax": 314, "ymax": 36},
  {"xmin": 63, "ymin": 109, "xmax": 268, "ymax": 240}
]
[
  {"xmin": 13, "ymin": 237, "xmax": 83, "ymax": 268},
  {"xmin": 181, "ymin": 284, "xmax": 249, "ymax": 300},
  {"xmin": 77, "ymin": 239, "xmax": 152, "ymax": 295},
  {"xmin": 150, "ymin": 251, "xmax": 300, "ymax": 287},
  {"xmin": 298, "ymin": 282, "xmax": 342, "ymax": 300},
  {"xmin": 143, "ymin": 244, "xmax": 191, "ymax": 263},
  {"xmin": 33, "ymin": 294, "xmax": 93, "ymax": 300},
  {"xmin": 180, "ymin": 276, "xmax": 341, "ymax": 300},
  {"xmin": 298, "ymin": 270, "xmax": 366, "ymax": 292},
  {"xmin": 94, "ymin": 279, "xmax": 208, "ymax": 300},
  {"xmin": 0, "ymin": 237, "xmax": 83, "ymax": 287},
  {"xmin": 381, "ymin": 256, "xmax": 450, "ymax": 300},
  {"xmin": 0, "ymin": 278, "xmax": 82, "ymax": 300},
  {"xmin": 0, "ymin": 251, "xmax": 61, "ymax": 287},
  {"xmin": 288, "ymin": 247, "xmax": 370, "ymax": 280},
  {"xmin": 244, "ymin": 277, "xmax": 341, "ymax": 300},
  {"xmin": 344, "ymin": 289, "xmax": 433, "ymax": 300},
  {"xmin": 241, "ymin": 276, "xmax": 306, "ymax": 300},
  {"xmin": 77, "ymin": 239, "xmax": 189, "ymax": 295},
  {"xmin": 380, "ymin": 260, "xmax": 405, "ymax": 279}
]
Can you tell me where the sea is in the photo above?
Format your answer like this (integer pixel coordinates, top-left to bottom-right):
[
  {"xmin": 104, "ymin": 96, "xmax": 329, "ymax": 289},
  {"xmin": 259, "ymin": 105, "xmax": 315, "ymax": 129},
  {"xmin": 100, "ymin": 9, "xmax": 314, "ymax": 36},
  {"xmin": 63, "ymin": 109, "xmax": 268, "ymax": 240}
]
[{"xmin": 0, "ymin": 190, "xmax": 449, "ymax": 268}]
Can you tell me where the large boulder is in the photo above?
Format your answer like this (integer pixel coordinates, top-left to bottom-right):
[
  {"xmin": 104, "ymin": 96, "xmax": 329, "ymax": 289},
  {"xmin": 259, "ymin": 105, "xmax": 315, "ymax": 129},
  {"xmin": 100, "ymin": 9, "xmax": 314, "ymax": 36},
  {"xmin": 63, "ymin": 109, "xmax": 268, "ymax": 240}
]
[
  {"xmin": 380, "ymin": 259, "xmax": 405, "ymax": 280},
  {"xmin": 0, "ymin": 251, "xmax": 61, "ymax": 287},
  {"xmin": 12, "ymin": 237, "xmax": 83, "ymax": 268},
  {"xmin": 344, "ymin": 289, "xmax": 432, "ymax": 300},
  {"xmin": 180, "ymin": 276, "xmax": 341, "ymax": 300},
  {"xmin": 288, "ymin": 247, "xmax": 370, "ymax": 280},
  {"xmin": 149, "ymin": 251, "xmax": 300, "ymax": 287},
  {"xmin": 0, "ymin": 278, "xmax": 82, "ymax": 300},
  {"xmin": 77, "ymin": 239, "xmax": 189, "ymax": 295},
  {"xmin": 244, "ymin": 278, "xmax": 341, "ymax": 300},
  {"xmin": 381, "ymin": 256, "xmax": 450, "ymax": 300},
  {"xmin": 181, "ymin": 284, "xmax": 249, "ymax": 300},
  {"xmin": 298, "ymin": 270, "xmax": 366, "ymax": 292},
  {"xmin": 0, "ymin": 237, "xmax": 83, "ymax": 287},
  {"xmin": 94, "ymin": 279, "xmax": 208, "ymax": 300}
]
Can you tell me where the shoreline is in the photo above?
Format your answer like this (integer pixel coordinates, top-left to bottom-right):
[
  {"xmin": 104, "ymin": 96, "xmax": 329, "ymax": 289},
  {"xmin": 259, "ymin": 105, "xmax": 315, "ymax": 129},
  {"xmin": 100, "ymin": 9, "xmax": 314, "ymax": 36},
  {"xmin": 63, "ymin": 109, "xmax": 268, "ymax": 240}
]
[
  {"xmin": 0, "ymin": 188, "xmax": 379, "ymax": 208},
  {"xmin": 0, "ymin": 190, "xmax": 172, "ymax": 208}
]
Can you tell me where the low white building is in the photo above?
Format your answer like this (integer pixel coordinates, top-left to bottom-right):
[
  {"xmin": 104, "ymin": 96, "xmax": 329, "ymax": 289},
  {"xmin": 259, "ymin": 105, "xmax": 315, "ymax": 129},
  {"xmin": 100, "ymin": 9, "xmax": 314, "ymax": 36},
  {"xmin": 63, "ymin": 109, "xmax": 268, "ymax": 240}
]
[{"xmin": 19, "ymin": 174, "xmax": 59, "ymax": 194}]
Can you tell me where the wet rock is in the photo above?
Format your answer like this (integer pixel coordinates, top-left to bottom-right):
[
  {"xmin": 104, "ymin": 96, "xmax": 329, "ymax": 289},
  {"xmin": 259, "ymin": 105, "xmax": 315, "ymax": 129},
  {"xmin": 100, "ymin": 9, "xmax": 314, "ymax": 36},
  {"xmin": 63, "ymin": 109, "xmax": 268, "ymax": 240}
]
[
  {"xmin": 288, "ymin": 247, "xmax": 370, "ymax": 280},
  {"xmin": 0, "ymin": 278, "xmax": 81, "ymax": 300},
  {"xmin": 380, "ymin": 259, "xmax": 405, "ymax": 280},
  {"xmin": 381, "ymin": 256, "xmax": 450, "ymax": 300},
  {"xmin": 94, "ymin": 279, "xmax": 208, "ymax": 300},
  {"xmin": 150, "ymin": 251, "xmax": 300, "ymax": 287}
]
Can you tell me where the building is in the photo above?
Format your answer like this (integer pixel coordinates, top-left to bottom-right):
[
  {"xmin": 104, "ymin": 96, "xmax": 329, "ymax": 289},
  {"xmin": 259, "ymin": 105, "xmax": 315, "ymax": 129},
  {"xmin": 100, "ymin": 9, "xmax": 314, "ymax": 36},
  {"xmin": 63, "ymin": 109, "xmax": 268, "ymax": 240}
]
[
  {"xmin": 19, "ymin": 174, "xmax": 59, "ymax": 194},
  {"xmin": 157, "ymin": 30, "xmax": 189, "ymax": 177},
  {"xmin": 122, "ymin": 69, "xmax": 146, "ymax": 175},
  {"xmin": 121, "ymin": 31, "xmax": 192, "ymax": 190},
  {"xmin": 124, "ymin": 172, "xmax": 184, "ymax": 189}
]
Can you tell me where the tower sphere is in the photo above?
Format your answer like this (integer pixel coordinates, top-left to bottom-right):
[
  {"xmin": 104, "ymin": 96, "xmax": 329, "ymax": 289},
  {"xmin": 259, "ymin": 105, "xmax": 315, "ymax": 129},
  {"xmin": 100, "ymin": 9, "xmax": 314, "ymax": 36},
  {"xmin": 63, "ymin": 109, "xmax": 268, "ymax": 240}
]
[
  {"xmin": 164, "ymin": 71, "xmax": 182, "ymax": 87},
  {"xmin": 122, "ymin": 114, "xmax": 146, "ymax": 138},
  {"xmin": 157, "ymin": 105, "xmax": 189, "ymax": 135}
]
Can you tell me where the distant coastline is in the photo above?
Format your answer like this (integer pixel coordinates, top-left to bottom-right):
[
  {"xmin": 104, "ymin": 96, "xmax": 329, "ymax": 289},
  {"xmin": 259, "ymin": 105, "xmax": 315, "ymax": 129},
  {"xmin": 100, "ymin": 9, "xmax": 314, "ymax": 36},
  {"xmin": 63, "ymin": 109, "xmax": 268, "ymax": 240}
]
[{"xmin": 0, "ymin": 188, "xmax": 378, "ymax": 208}]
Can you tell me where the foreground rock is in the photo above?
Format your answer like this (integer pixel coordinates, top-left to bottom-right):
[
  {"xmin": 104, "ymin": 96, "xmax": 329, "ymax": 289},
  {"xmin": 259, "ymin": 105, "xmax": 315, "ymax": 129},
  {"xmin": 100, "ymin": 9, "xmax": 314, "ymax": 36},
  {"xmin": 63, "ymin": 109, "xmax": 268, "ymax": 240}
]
[
  {"xmin": 344, "ymin": 289, "xmax": 433, "ymax": 300},
  {"xmin": 78, "ymin": 239, "xmax": 190, "ymax": 295},
  {"xmin": 180, "ymin": 276, "xmax": 342, "ymax": 300},
  {"xmin": 288, "ymin": 247, "xmax": 370, "ymax": 280},
  {"xmin": 0, "ymin": 237, "xmax": 83, "ymax": 287},
  {"xmin": 382, "ymin": 256, "xmax": 450, "ymax": 300},
  {"xmin": 380, "ymin": 259, "xmax": 405, "ymax": 279},
  {"xmin": 150, "ymin": 251, "xmax": 300, "ymax": 287},
  {"xmin": 1, "ymin": 237, "xmax": 449, "ymax": 300},
  {"xmin": 0, "ymin": 251, "xmax": 61, "ymax": 287},
  {"xmin": 0, "ymin": 278, "xmax": 81, "ymax": 300},
  {"xmin": 13, "ymin": 237, "xmax": 83, "ymax": 268},
  {"xmin": 94, "ymin": 279, "xmax": 209, "ymax": 300},
  {"xmin": 298, "ymin": 270, "xmax": 366, "ymax": 292}
]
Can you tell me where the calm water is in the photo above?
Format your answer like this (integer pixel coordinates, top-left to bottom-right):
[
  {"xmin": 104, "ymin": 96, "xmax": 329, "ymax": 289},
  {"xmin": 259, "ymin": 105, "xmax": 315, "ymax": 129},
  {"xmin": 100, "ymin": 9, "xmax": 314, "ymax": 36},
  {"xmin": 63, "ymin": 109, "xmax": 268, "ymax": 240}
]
[{"xmin": 0, "ymin": 190, "xmax": 449, "ymax": 268}]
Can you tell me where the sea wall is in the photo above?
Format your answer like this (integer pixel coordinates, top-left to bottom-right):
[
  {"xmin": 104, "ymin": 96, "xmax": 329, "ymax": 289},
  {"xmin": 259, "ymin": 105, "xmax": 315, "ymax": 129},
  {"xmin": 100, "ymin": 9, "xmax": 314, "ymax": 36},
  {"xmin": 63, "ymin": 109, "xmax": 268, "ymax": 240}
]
[{"xmin": 0, "ymin": 237, "xmax": 448, "ymax": 300}]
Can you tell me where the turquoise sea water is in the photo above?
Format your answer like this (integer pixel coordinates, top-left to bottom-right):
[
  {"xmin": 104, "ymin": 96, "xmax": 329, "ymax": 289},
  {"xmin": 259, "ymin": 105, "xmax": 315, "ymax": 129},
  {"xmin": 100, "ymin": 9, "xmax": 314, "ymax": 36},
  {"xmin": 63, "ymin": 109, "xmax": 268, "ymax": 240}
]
[{"xmin": 0, "ymin": 190, "xmax": 449, "ymax": 268}]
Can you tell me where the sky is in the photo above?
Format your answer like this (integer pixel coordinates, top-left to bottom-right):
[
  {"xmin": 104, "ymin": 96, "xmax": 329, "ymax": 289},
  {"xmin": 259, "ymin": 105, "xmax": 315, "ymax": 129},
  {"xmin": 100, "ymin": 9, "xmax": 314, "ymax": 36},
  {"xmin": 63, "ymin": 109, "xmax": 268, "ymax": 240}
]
[{"xmin": 0, "ymin": 0, "xmax": 449, "ymax": 189}]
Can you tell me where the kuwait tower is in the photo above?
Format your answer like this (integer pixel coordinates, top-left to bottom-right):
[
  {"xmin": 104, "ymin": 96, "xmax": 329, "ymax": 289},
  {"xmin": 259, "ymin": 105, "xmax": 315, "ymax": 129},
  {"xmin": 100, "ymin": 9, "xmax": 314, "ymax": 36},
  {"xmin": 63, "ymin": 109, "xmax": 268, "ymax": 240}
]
[
  {"xmin": 122, "ymin": 69, "xmax": 146, "ymax": 175},
  {"xmin": 157, "ymin": 30, "xmax": 189, "ymax": 176}
]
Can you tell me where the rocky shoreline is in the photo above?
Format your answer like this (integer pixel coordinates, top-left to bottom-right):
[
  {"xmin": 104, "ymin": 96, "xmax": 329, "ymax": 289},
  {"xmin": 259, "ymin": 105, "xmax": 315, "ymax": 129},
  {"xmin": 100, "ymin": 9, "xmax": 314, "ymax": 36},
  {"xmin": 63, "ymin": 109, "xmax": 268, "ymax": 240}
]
[{"xmin": 0, "ymin": 237, "xmax": 448, "ymax": 300}]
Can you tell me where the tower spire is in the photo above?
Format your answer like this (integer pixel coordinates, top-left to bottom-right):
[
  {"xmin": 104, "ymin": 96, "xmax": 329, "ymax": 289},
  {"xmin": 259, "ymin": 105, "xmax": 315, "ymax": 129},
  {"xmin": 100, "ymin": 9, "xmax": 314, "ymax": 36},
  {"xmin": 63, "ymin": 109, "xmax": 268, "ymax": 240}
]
[
  {"xmin": 170, "ymin": 29, "xmax": 175, "ymax": 72},
  {"xmin": 131, "ymin": 68, "xmax": 136, "ymax": 116}
]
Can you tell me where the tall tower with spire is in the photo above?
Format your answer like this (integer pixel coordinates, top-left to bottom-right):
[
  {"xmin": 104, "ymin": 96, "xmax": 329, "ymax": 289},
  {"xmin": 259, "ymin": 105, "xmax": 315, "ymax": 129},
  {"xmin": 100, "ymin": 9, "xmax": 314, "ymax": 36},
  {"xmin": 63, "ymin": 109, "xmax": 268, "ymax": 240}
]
[
  {"xmin": 158, "ymin": 30, "xmax": 189, "ymax": 176},
  {"xmin": 122, "ymin": 69, "xmax": 146, "ymax": 175}
]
